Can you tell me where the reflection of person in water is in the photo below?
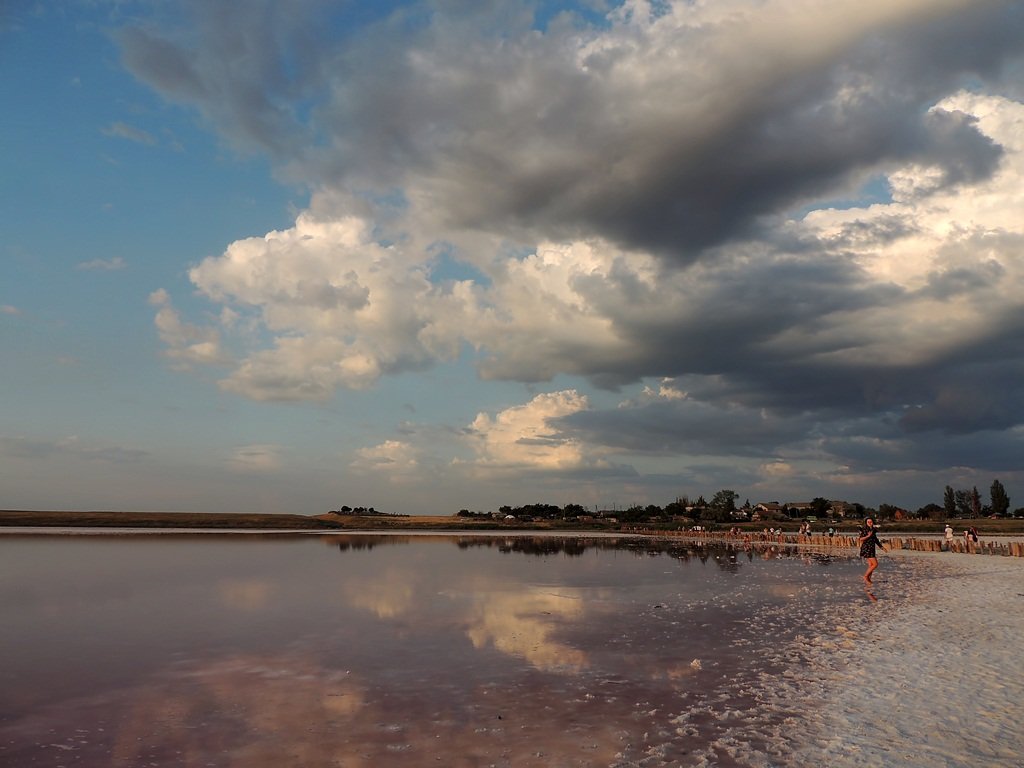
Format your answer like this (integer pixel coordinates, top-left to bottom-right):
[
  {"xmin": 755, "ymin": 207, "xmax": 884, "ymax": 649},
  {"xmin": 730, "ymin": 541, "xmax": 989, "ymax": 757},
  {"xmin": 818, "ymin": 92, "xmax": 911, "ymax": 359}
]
[{"xmin": 858, "ymin": 518, "xmax": 886, "ymax": 585}]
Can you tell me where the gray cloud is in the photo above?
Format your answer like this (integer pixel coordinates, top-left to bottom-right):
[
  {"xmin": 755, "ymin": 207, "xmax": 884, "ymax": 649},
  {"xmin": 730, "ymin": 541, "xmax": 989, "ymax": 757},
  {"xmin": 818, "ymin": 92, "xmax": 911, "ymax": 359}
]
[
  {"xmin": 118, "ymin": 0, "xmax": 328, "ymax": 157},
  {"xmin": 123, "ymin": 1, "xmax": 1024, "ymax": 499},
  {"xmin": 556, "ymin": 397, "xmax": 815, "ymax": 457},
  {"xmin": 119, "ymin": 2, "xmax": 1019, "ymax": 255},
  {"xmin": 302, "ymin": 1, "xmax": 1013, "ymax": 260},
  {"xmin": 822, "ymin": 427, "xmax": 1024, "ymax": 475},
  {"xmin": 0, "ymin": 436, "xmax": 149, "ymax": 464}
]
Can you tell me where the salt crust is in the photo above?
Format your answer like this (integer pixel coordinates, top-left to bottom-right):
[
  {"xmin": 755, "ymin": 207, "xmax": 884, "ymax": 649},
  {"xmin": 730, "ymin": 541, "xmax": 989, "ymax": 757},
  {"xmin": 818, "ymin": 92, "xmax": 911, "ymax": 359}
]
[{"xmin": 706, "ymin": 552, "xmax": 1024, "ymax": 768}]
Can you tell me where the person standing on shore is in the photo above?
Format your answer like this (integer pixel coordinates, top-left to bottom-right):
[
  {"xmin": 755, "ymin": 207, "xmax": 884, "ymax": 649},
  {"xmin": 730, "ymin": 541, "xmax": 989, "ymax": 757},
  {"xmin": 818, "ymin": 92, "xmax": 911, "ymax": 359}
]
[
  {"xmin": 858, "ymin": 518, "xmax": 886, "ymax": 585},
  {"xmin": 944, "ymin": 523, "xmax": 954, "ymax": 551}
]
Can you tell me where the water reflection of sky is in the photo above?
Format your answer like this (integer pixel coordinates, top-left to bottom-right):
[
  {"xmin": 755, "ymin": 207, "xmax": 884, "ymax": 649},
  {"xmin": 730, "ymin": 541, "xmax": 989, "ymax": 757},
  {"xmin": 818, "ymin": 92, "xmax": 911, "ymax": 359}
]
[{"xmin": 0, "ymin": 534, "xmax": 872, "ymax": 767}]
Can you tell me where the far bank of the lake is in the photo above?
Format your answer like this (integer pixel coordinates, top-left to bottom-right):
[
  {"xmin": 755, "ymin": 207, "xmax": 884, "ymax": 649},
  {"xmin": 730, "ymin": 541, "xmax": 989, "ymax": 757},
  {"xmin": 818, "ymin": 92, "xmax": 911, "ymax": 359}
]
[{"xmin": 4, "ymin": 509, "xmax": 1024, "ymax": 535}]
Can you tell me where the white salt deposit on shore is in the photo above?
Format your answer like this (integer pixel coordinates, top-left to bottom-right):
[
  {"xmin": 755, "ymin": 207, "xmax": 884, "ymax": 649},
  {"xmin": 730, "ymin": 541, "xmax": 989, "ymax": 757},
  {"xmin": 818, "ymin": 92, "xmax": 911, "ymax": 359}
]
[
  {"xmin": 608, "ymin": 539, "xmax": 1024, "ymax": 767},
  {"xmin": 747, "ymin": 551, "xmax": 1024, "ymax": 768}
]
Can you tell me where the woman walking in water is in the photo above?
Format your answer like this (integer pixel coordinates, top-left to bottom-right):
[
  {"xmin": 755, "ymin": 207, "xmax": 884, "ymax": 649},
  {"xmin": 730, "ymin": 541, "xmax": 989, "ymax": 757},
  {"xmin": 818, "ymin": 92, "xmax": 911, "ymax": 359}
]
[{"xmin": 858, "ymin": 517, "xmax": 886, "ymax": 585}]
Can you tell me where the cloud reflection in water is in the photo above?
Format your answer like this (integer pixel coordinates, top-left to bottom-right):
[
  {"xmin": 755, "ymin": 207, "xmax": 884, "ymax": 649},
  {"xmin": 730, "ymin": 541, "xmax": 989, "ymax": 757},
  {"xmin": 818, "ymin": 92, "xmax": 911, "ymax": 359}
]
[{"xmin": 1, "ymin": 534, "xmax": 870, "ymax": 767}]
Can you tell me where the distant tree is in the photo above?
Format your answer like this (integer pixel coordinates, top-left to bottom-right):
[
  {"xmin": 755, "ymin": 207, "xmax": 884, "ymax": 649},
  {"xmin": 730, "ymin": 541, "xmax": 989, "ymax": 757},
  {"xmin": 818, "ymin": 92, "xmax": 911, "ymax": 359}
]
[
  {"xmin": 970, "ymin": 486, "xmax": 982, "ymax": 517},
  {"xmin": 663, "ymin": 499, "xmax": 688, "ymax": 517},
  {"xmin": 563, "ymin": 503, "xmax": 587, "ymax": 518},
  {"xmin": 954, "ymin": 489, "xmax": 972, "ymax": 517},
  {"xmin": 621, "ymin": 505, "xmax": 649, "ymax": 523},
  {"xmin": 645, "ymin": 504, "xmax": 665, "ymax": 520},
  {"xmin": 700, "ymin": 506, "xmax": 722, "ymax": 522},
  {"xmin": 340, "ymin": 505, "xmax": 352, "ymax": 513},
  {"xmin": 810, "ymin": 497, "xmax": 831, "ymax": 517},
  {"xmin": 877, "ymin": 503, "xmax": 902, "ymax": 520},
  {"xmin": 710, "ymin": 489, "xmax": 738, "ymax": 514},
  {"xmin": 916, "ymin": 503, "xmax": 944, "ymax": 520},
  {"xmin": 990, "ymin": 479, "xmax": 1010, "ymax": 517},
  {"xmin": 943, "ymin": 486, "xmax": 956, "ymax": 518}
]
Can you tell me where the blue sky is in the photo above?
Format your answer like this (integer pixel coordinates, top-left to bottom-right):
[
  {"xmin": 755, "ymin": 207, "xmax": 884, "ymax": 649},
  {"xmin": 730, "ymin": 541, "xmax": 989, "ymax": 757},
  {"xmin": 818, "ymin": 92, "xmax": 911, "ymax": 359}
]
[{"xmin": 3, "ymin": 0, "xmax": 1024, "ymax": 516}]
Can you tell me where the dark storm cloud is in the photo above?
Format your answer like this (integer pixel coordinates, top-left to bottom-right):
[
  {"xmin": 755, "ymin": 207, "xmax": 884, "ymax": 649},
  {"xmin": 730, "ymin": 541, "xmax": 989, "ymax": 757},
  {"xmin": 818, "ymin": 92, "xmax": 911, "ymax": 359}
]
[
  {"xmin": 543, "ymin": 85, "xmax": 1001, "ymax": 259},
  {"xmin": 313, "ymin": 0, "xmax": 1015, "ymax": 259},
  {"xmin": 822, "ymin": 428, "xmax": 1024, "ymax": 475},
  {"xmin": 555, "ymin": 397, "xmax": 815, "ymax": 457},
  {"xmin": 553, "ymin": 344, "xmax": 1024, "ymax": 475},
  {"xmin": 490, "ymin": 247, "xmax": 882, "ymax": 392},
  {"xmin": 119, "ymin": 1, "xmax": 1019, "ymax": 257},
  {"xmin": 672, "ymin": 343, "xmax": 1024, "ymax": 438},
  {"xmin": 119, "ymin": 0, "xmax": 329, "ymax": 157}
]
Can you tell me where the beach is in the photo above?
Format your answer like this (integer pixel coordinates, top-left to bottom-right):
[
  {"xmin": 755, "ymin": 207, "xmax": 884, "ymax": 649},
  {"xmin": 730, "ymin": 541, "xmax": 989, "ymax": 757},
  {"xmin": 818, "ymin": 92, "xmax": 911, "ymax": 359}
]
[{"xmin": 779, "ymin": 550, "xmax": 1024, "ymax": 768}]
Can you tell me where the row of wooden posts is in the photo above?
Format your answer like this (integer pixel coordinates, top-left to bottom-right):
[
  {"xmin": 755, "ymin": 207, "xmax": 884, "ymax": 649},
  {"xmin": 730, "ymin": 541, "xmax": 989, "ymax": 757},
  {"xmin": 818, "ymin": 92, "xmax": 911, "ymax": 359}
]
[{"xmin": 638, "ymin": 529, "xmax": 1024, "ymax": 558}]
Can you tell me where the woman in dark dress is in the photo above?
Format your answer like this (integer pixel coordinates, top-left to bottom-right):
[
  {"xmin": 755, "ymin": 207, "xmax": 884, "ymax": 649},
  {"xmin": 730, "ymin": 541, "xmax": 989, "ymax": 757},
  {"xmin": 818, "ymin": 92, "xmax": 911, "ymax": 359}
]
[{"xmin": 858, "ymin": 517, "xmax": 886, "ymax": 584}]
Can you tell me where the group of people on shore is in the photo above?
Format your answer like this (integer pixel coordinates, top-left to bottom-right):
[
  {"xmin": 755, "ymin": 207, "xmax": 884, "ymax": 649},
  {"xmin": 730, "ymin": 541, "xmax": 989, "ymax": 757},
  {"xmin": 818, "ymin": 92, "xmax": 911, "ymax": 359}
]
[
  {"xmin": 944, "ymin": 523, "xmax": 980, "ymax": 550},
  {"xmin": 860, "ymin": 519, "xmax": 986, "ymax": 586}
]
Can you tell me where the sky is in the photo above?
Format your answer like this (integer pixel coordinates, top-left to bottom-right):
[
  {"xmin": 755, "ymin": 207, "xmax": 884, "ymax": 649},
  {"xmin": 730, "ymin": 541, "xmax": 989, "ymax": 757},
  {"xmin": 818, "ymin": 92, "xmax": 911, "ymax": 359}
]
[{"xmin": 2, "ymin": 0, "xmax": 1024, "ymax": 516}]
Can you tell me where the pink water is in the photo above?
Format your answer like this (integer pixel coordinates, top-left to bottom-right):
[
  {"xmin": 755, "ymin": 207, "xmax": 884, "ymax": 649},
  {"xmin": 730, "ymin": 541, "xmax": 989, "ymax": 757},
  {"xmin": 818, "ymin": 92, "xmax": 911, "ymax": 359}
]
[{"xmin": 0, "ymin": 533, "xmax": 894, "ymax": 766}]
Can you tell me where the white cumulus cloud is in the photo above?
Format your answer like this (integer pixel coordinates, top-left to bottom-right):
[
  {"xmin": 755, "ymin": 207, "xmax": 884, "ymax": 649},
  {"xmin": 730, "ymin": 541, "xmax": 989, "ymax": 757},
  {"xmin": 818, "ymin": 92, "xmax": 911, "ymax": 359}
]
[
  {"xmin": 351, "ymin": 440, "xmax": 421, "ymax": 481},
  {"xmin": 460, "ymin": 390, "xmax": 613, "ymax": 475},
  {"xmin": 149, "ymin": 289, "xmax": 228, "ymax": 368}
]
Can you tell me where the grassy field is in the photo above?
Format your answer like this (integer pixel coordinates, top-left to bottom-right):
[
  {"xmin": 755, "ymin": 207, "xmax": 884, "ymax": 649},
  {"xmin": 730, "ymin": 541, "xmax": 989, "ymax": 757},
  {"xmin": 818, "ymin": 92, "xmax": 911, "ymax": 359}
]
[{"xmin": 0, "ymin": 510, "xmax": 553, "ymax": 531}]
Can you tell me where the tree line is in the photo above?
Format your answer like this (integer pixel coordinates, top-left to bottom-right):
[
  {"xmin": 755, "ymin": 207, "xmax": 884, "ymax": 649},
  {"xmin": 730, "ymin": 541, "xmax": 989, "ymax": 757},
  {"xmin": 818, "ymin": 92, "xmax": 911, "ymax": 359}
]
[
  {"xmin": 940, "ymin": 479, "xmax": 1011, "ymax": 519},
  {"xmin": 454, "ymin": 479, "xmax": 1019, "ymax": 525}
]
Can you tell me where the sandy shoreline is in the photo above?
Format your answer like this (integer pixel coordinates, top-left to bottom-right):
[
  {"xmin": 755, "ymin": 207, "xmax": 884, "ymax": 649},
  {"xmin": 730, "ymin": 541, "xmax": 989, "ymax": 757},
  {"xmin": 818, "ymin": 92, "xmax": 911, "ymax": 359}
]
[
  {"xmin": 786, "ymin": 551, "xmax": 1024, "ymax": 768},
  {"xmin": 613, "ymin": 545, "xmax": 1024, "ymax": 767}
]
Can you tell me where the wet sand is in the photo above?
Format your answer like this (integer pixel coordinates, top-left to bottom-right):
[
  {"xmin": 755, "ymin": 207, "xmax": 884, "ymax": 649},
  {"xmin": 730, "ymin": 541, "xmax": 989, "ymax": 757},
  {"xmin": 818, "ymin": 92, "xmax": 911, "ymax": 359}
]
[{"xmin": 786, "ymin": 551, "xmax": 1024, "ymax": 767}]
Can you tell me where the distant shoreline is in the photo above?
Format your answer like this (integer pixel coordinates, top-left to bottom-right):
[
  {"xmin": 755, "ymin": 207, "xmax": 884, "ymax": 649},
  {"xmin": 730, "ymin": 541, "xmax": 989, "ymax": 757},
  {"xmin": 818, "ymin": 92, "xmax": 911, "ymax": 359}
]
[
  {"xmin": 0, "ymin": 510, "xmax": 337, "ymax": 530},
  {"xmin": 0, "ymin": 510, "xmax": 555, "ymax": 531},
  {"xmin": 3, "ymin": 509, "xmax": 1023, "ymax": 535}
]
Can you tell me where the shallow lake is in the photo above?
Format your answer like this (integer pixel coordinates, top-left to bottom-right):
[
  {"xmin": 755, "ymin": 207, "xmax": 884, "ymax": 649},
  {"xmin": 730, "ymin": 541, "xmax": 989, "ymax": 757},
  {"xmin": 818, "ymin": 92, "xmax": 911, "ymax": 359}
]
[{"xmin": 0, "ymin": 533, "xmax": 877, "ymax": 767}]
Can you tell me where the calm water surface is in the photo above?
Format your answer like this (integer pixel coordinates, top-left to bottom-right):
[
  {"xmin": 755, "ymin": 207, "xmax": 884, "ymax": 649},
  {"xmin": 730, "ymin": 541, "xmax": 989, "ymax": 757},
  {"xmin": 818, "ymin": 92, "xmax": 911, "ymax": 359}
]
[{"xmin": 0, "ymin": 533, "xmax": 875, "ymax": 767}]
